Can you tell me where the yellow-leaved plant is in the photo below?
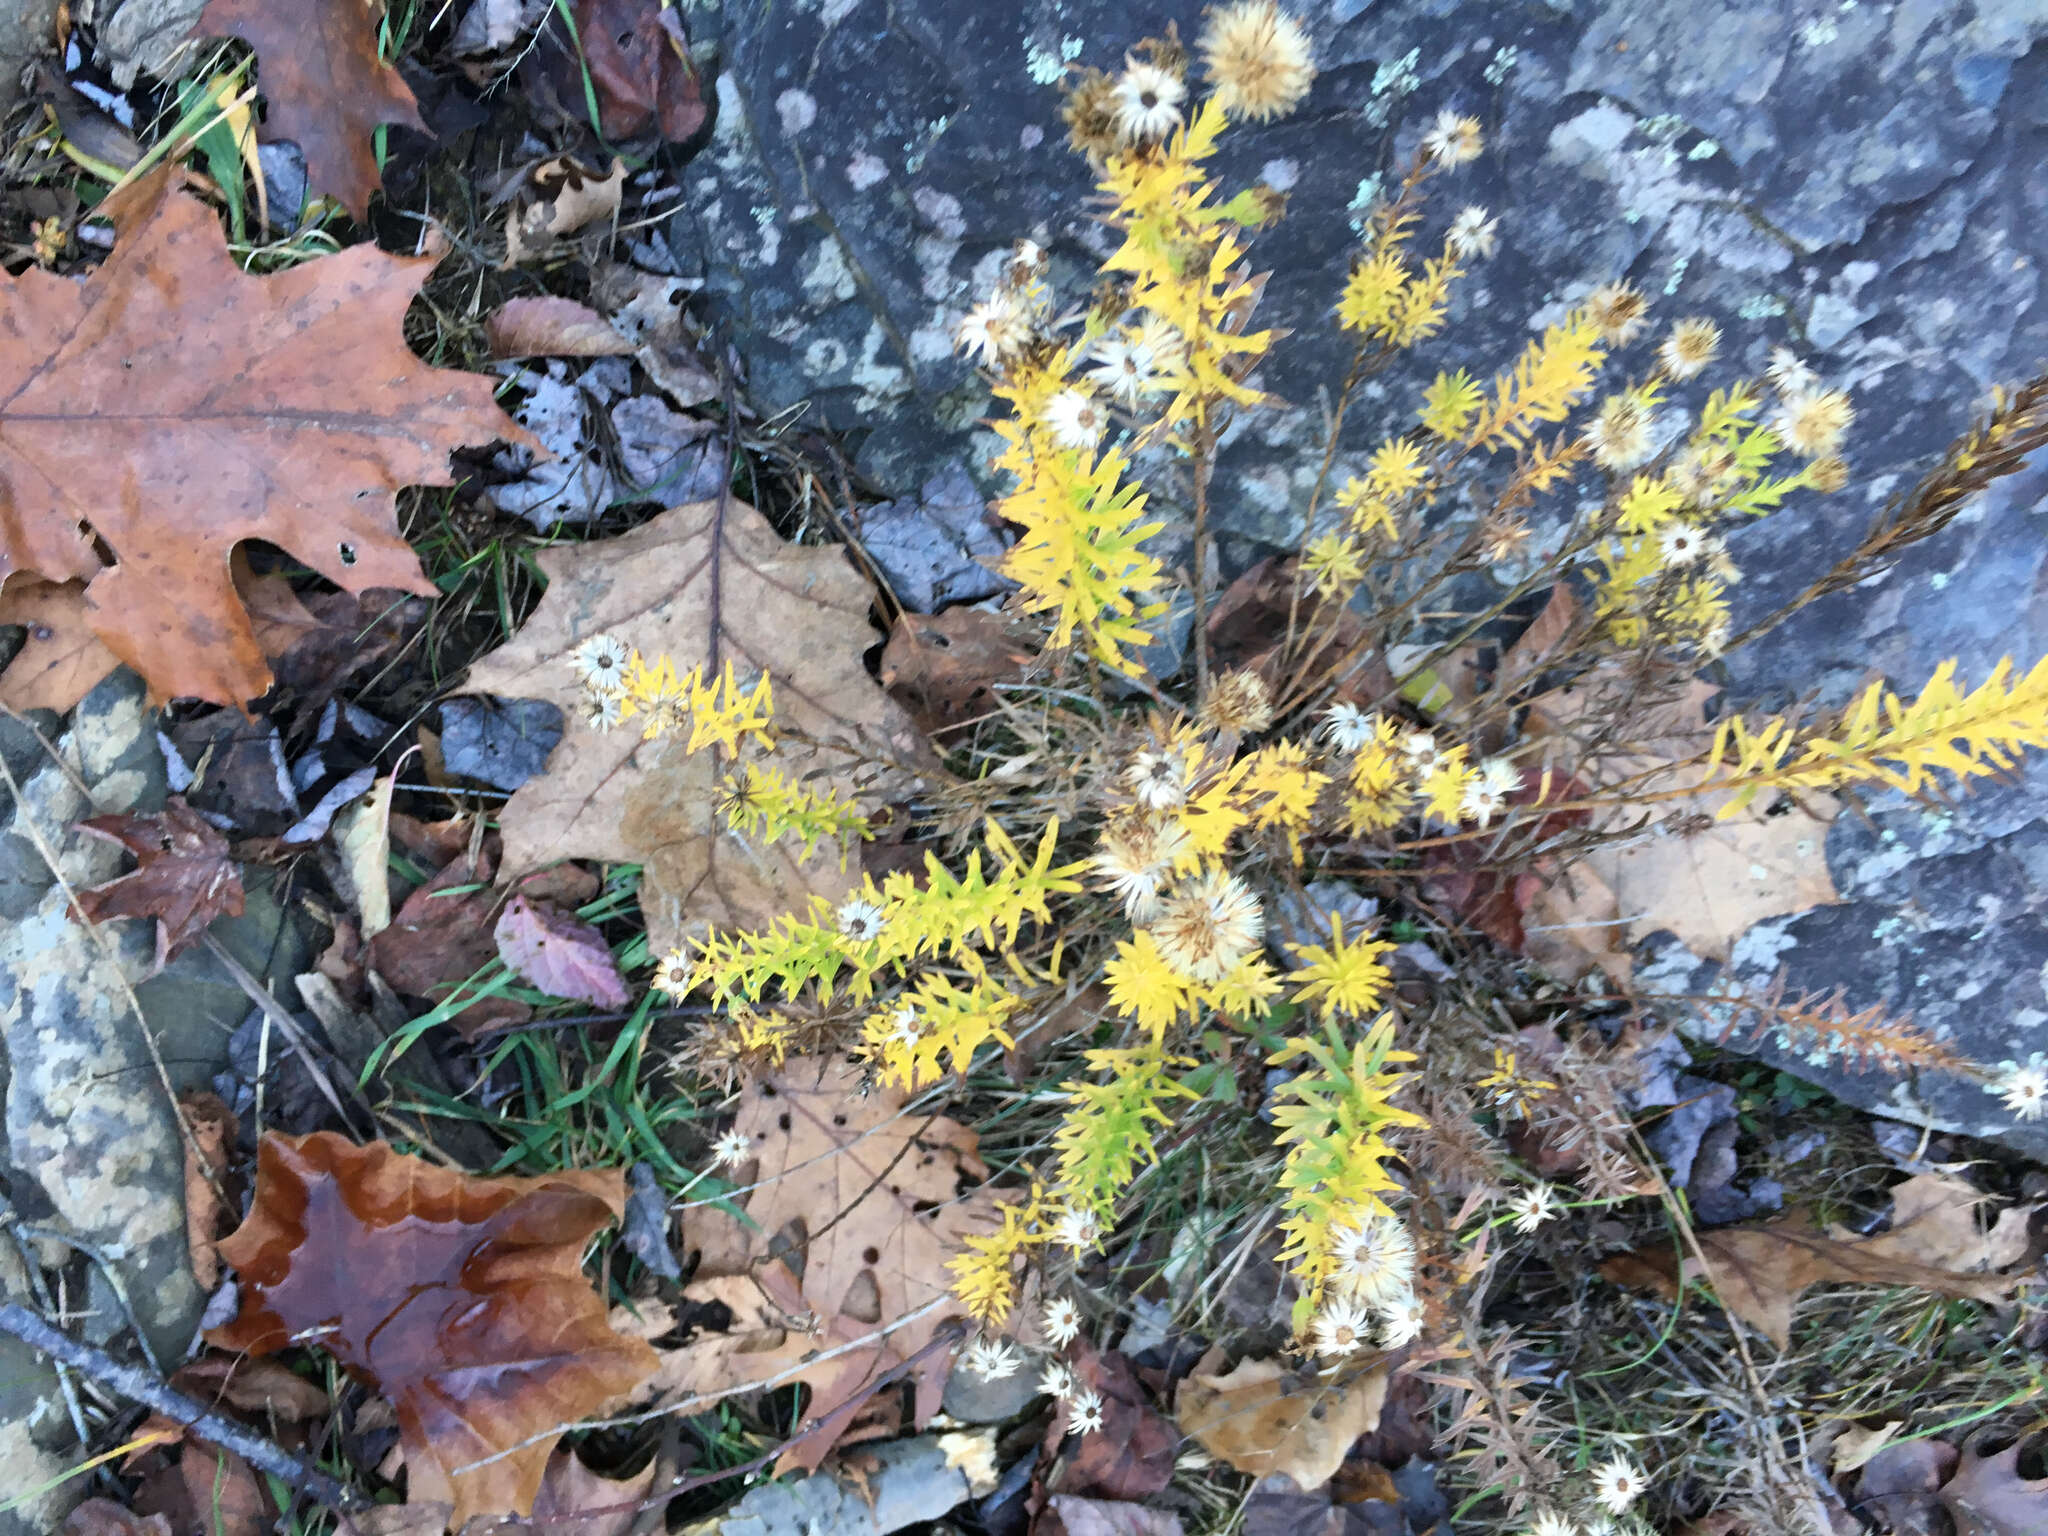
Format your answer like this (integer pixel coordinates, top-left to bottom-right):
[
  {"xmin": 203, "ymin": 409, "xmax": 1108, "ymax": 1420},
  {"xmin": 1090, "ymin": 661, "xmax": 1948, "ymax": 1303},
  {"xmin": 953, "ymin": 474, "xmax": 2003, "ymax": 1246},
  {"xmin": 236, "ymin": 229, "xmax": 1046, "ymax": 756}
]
[{"xmin": 544, "ymin": 2, "xmax": 2048, "ymax": 1449}]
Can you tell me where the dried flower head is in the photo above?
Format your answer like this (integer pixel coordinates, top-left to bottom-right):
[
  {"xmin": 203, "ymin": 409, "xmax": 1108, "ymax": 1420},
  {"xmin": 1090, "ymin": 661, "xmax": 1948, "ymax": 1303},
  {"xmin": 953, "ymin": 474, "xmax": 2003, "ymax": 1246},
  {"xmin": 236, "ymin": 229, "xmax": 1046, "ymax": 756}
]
[
  {"xmin": 1063, "ymin": 68, "xmax": 1123, "ymax": 158},
  {"xmin": 1398, "ymin": 729, "xmax": 1441, "ymax": 775},
  {"xmin": 1320, "ymin": 703, "xmax": 1377, "ymax": 754},
  {"xmin": 580, "ymin": 690, "xmax": 626, "ymax": 732},
  {"xmin": 958, "ymin": 290, "xmax": 1032, "ymax": 365},
  {"xmin": 1152, "ymin": 868, "xmax": 1266, "ymax": 982},
  {"xmin": 1765, "ymin": 345, "xmax": 1819, "ymax": 397},
  {"xmin": 1043, "ymin": 388, "xmax": 1110, "ymax": 451},
  {"xmin": 1378, "ymin": 1289, "xmax": 1426, "ymax": 1347},
  {"xmin": 1657, "ymin": 316, "xmax": 1720, "ymax": 380},
  {"xmin": 1590, "ymin": 1456, "xmax": 1648, "ymax": 1515},
  {"xmin": 1328, "ymin": 1209, "xmax": 1416, "ymax": 1307},
  {"xmin": 1447, "ymin": 205, "xmax": 1499, "ymax": 260},
  {"xmin": 1309, "ymin": 1296, "xmax": 1373, "ymax": 1358},
  {"xmin": 1583, "ymin": 393, "xmax": 1657, "ymax": 472},
  {"xmin": 711, "ymin": 1128, "xmax": 752, "ymax": 1168},
  {"xmin": 1669, "ymin": 443, "xmax": 1739, "ymax": 506},
  {"xmin": 1420, "ymin": 108, "xmax": 1483, "ymax": 167},
  {"xmin": 1054, "ymin": 1204, "xmax": 1105, "ymax": 1254},
  {"xmin": 1200, "ymin": 0, "xmax": 1316, "ymax": 121},
  {"xmin": 1460, "ymin": 755, "xmax": 1522, "ymax": 827},
  {"xmin": 1199, "ymin": 669, "xmax": 1275, "ymax": 734},
  {"xmin": 1477, "ymin": 510, "xmax": 1533, "ymax": 564},
  {"xmin": 880, "ymin": 1003, "xmax": 922, "ymax": 1051},
  {"xmin": 1132, "ymin": 314, "xmax": 1189, "ymax": 370},
  {"xmin": 1088, "ymin": 333, "xmax": 1163, "ymax": 408},
  {"xmin": 1584, "ymin": 280, "xmax": 1649, "ymax": 347},
  {"xmin": 573, "ymin": 634, "xmax": 635, "ymax": 694},
  {"xmin": 1125, "ymin": 743, "xmax": 1193, "ymax": 810},
  {"xmin": 1091, "ymin": 814, "xmax": 1192, "ymax": 920},
  {"xmin": 1041, "ymin": 1295, "xmax": 1083, "ymax": 1348},
  {"xmin": 1038, "ymin": 1359, "xmax": 1076, "ymax": 1401},
  {"xmin": 1111, "ymin": 58, "xmax": 1188, "ymax": 145},
  {"xmin": 1004, "ymin": 238, "xmax": 1048, "ymax": 285},
  {"xmin": 1775, "ymin": 387, "xmax": 1854, "ymax": 459},
  {"xmin": 964, "ymin": 1336, "xmax": 1022, "ymax": 1381},
  {"xmin": 1807, "ymin": 454, "xmax": 1851, "ymax": 494},
  {"xmin": 1989, "ymin": 1057, "xmax": 2048, "ymax": 1121},
  {"xmin": 1067, "ymin": 1387, "xmax": 1106, "ymax": 1435}
]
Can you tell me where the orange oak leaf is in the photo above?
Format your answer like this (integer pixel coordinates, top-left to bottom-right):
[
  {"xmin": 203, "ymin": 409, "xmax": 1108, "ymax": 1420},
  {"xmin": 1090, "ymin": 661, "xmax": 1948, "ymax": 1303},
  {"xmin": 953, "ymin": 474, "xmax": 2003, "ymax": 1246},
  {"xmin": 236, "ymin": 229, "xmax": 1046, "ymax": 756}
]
[
  {"xmin": 198, "ymin": 0, "xmax": 428, "ymax": 218},
  {"xmin": 75, "ymin": 798, "xmax": 245, "ymax": 970},
  {"xmin": 209, "ymin": 1133, "xmax": 658, "ymax": 1526},
  {"xmin": 0, "ymin": 170, "xmax": 532, "ymax": 708}
]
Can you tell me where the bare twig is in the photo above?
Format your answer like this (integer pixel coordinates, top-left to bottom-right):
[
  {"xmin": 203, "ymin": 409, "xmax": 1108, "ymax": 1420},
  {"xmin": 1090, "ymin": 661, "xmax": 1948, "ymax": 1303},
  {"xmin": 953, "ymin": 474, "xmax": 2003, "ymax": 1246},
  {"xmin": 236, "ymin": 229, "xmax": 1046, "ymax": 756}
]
[{"xmin": 0, "ymin": 1302, "xmax": 366, "ymax": 1511}]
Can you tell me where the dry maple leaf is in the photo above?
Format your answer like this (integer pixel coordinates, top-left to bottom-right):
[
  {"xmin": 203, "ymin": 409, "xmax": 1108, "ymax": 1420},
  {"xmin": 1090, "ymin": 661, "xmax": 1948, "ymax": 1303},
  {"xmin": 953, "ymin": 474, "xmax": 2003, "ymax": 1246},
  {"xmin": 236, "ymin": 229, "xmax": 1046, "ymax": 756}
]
[
  {"xmin": 1519, "ymin": 663, "xmax": 1838, "ymax": 979},
  {"xmin": 0, "ymin": 169, "xmax": 531, "ymax": 708},
  {"xmin": 463, "ymin": 497, "xmax": 929, "ymax": 956},
  {"xmin": 1601, "ymin": 1172, "xmax": 2028, "ymax": 1349},
  {"xmin": 633, "ymin": 1057, "xmax": 1009, "ymax": 1470},
  {"xmin": 1175, "ymin": 1345, "xmax": 1389, "ymax": 1490},
  {"xmin": 198, "ymin": 0, "xmax": 427, "ymax": 218},
  {"xmin": 209, "ymin": 1133, "xmax": 658, "ymax": 1526},
  {"xmin": 74, "ymin": 797, "xmax": 245, "ymax": 970}
]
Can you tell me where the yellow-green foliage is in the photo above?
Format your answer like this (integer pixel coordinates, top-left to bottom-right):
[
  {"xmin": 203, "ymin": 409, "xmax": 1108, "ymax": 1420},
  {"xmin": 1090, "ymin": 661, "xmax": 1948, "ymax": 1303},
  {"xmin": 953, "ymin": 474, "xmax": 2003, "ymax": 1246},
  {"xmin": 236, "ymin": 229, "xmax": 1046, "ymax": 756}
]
[{"xmin": 1709, "ymin": 655, "xmax": 2048, "ymax": 811}]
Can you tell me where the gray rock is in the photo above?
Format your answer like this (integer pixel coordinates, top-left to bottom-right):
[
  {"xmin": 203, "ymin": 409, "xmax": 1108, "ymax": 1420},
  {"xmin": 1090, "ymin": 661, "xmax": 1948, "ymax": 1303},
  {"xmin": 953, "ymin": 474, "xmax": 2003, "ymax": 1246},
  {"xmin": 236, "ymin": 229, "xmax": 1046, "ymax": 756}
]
[
  {"xmin": 0, "ymin": 0, "xmax": 58, "ymax": 115},
  {"xmin": 0, "ymin": 670, "xmax": 316, "ymax": 1454},
  {"xmin": 706, "ymin": 1432, "xmax": 985, "ymax": 1536},
  {"xmin": 0, "ymin": 672, "xmax": 201, "ymax": 1371},
  {"xmin": 1646, "ymin": 1075, "xmax": 1737, "ymax": 1191},
  {"xmin": 941, "ymin": 1351, "xmax": 1042, "ymax": 1423}
]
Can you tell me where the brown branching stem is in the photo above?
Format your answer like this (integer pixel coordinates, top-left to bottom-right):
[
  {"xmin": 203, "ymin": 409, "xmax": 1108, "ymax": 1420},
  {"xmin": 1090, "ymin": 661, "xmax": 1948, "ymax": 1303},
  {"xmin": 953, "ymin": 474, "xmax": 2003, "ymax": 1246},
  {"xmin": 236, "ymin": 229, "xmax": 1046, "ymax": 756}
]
[{"xmin": 1191, "ymin": 415, "xmax": 1218, "ymax": 693}]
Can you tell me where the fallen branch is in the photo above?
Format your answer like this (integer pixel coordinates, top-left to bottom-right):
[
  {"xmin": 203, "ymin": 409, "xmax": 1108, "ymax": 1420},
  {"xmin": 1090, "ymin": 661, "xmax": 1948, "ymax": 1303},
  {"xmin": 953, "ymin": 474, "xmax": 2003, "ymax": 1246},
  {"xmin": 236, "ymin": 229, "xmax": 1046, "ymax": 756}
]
[{"xmin": 0, "ymin": 1303, "xmax": 366, "ymax": 1512}]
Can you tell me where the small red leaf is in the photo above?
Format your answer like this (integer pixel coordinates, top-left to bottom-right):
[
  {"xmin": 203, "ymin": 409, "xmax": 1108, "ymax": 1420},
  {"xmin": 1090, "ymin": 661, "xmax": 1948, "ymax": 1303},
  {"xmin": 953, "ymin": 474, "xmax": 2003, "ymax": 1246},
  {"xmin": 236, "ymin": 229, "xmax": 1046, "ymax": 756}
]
[
  {"xmin": 494, "ymin": 894, "xmax": 629, "ymax": 1008},
  {"xmin": 74, "ymin": 797, "xmax": 244, "ymax": 969}
]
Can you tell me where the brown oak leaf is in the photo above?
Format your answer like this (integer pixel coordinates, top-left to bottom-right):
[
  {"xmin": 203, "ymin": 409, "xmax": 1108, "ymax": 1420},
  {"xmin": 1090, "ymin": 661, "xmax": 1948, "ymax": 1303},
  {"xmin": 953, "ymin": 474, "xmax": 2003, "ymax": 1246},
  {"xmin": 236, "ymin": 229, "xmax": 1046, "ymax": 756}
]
[
  {"xmin": 75, "ymin": 798, "xmax": 245, "ymax": 969},
  {"xmin": 1601, "ymin": 1175, "xmax": 2026, "ymax": 1350},
  {"xmin": 209, "ymin": 1133, "xmax": 658, "ymax": 1526},
  {"xmin": 636, "ymin": 1058, "xmax": 1012, "ymax": 1471},
  {"xmin": 0, "ymin": 170, "xmax": 531, "ymax": 708},
  {"xmin": 198, "ymin": 0, "xmax": 428, "ymax": 218},
  {"xmin": 1056, "ymin": 1346, "xmax": 1177, "ymax": 1499},
  {"xmin": 1175, "ymin": 1346, "xmax": 1389, "ymax": 1490},
  {"xmin": 1517, "ymin": 662, "xmax": 1838, "ymax": 980},
  {"xmin": 879, "ymin": 609, "xmax": 1036, "ymax": 737},
  {"xmin": 463, "ymin": 497, "xmax": 930, "ymax": 957},
  {"xmin": 1940, "ymin": 1434, "xmax": 2048, "ymax": 1536}
]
